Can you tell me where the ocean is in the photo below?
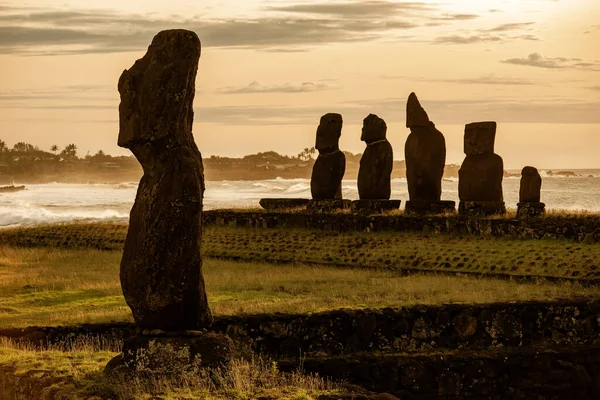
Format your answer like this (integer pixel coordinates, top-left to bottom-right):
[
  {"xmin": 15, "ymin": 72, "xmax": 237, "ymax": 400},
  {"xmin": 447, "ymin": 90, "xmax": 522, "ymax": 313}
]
[{"xmin": 1, "ymin": 170, "xmax": 599, "ymax": 227}]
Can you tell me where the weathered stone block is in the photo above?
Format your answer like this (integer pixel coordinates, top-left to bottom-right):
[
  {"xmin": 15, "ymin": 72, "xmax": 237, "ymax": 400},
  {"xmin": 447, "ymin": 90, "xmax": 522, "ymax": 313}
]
[
  {"xmin": 517, "ymin": 202, "xmax": 546, "ymax": 219},
  {"xmin": 405, "ymin": 200, "xmax": 456, "ymax": 215},
  {"xmin": 351, "ymin": 200, "xmax": 401, "ymax": 215},
  {"xmin": 259, "ymin": 198, "xmax": 310, "ymax": 211},
  {"xmin": 459, "ymin": 201, "xmax": 506, "ymax": 217},
  {"xmin": 121, "ymin": 333, "xmax": 233, "ymax": 372},
  {"xmin": 307, "ymin": 199, "xmax": 352, "ymax": 212}
]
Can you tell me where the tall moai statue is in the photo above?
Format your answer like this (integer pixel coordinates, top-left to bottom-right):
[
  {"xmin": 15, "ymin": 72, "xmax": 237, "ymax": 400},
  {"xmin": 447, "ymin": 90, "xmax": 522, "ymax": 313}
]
[
  {"xmin": 458, "ymin": 121, "xmax": 506, "ymax": 216},
  {"xmin": 404, "ymin": 93, "xmax": 455, "ymax": 214},
  {"xmin": 353, "ymin": 114, "xmax": 401, "ymax": 214},
  {"xmin": 309, "ymin": 113, "xmax": 349, "ymax": 211},
  {"xmin": 109, "ymin": 29, "xmax": 231, "ymax": 373},
  {"xmin": 517, "ymin": 166, "xmax": 545, "ymax": 218}
]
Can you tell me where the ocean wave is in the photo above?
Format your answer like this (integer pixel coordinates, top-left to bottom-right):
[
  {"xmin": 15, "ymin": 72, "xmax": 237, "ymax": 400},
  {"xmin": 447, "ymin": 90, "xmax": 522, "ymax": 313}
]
[{"xmin": 0, "ymin": 206, "xmax": 128, "ymax": 228}]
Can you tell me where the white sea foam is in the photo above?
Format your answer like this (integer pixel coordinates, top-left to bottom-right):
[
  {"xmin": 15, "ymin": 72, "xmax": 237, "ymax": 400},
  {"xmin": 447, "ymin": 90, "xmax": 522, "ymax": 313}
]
[{"xmin": 1, "ymin": 174, "xmax": 599, "ymax": 227}]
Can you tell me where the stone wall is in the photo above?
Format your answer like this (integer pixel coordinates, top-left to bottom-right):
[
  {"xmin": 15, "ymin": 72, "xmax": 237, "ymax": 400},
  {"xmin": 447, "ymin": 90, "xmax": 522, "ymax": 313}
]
[
  {"xmin": 281, "ymin": 346, "xmax": 600, "ymax": 399},
  {"xmin": 203, "ymin": 210, "xmax": 600, "ymax": 242},
  {"xmin": 2, "ymin": 300, "xmax": 598, "ymax": 356}
]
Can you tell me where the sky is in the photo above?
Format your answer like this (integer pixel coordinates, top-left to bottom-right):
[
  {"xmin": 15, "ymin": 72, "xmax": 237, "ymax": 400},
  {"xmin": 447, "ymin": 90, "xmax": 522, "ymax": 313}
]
[{"xmin": 0, "ymin": 0, "xmax": 599, "ymax": 169}]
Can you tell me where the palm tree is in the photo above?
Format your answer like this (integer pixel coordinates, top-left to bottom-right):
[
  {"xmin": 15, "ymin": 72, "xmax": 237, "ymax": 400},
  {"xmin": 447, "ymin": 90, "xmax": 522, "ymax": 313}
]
[
  {"xmin": 0, "ymin": 140, "xmax": 6, "ymax": 154},
  {"xmin": 60, "ymin": 143, "xmax": 78, "ymax": 161},
  {"xmin": 50, "ymin": 145, "xmax": 59, "ymax": 155}
]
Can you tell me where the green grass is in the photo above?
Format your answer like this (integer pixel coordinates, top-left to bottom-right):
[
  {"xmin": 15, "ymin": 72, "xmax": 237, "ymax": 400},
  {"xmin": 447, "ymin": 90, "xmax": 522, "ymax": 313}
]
[
  {"xmin": 0, "ymin": 246, "xmax": 598, "ymax": 329},
  {"xmin": 202, "ymin": 227, "xmax": 600, "ymax": 280},
  {"xmin": 0, "ymin": 338, "xmax": 339, "ymax": 400},
  {"xmin": 2, "ymin": 223, "xmax": 600, "ymax": 281}
]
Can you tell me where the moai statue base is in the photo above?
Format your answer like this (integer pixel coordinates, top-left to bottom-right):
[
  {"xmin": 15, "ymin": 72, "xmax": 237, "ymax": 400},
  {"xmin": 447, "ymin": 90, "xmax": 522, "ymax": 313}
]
[
  {"xmin": 459, "ymin": 201, "xmax": 506, "ymax": 217},
  {"xmin": 259, "ymin": 198, "xmax": 310, "ymax": 211},
  {"xmin": 351, "ymin": 199, "xmax": 401, "ymax": 215},
  {"xmin": 517, "ymin": 202, "xmax": 546, "ymax": 218},
  {"xmin": 307, "ymin": 199, "xmax": 352, "ymax": 213},
  {"xmin": 105, "ymin": 331, "xmax": 233, "ymax": 377},
  {"xmin": 405, "ymin": 200, "xmax": 456, "ymax": 215}
]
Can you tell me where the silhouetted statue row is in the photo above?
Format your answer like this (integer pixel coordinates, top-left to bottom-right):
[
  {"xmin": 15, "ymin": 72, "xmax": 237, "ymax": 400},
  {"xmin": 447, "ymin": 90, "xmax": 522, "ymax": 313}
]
[{"xmin": 302, "ymin": 92, "xmax": 545, "ymax": 217}]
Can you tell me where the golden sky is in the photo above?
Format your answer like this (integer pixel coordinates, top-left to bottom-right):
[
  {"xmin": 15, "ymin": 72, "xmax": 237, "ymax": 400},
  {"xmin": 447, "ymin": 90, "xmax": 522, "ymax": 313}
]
[{"xmin": 1, "ymin": 0, "xmax": 599, "ymax": 168}]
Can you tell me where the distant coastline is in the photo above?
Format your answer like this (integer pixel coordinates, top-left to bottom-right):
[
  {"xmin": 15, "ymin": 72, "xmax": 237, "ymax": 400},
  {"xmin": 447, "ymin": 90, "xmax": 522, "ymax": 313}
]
[{"xmin": 0, "ymin": 146, "xmax": 592, "ymax": 185}]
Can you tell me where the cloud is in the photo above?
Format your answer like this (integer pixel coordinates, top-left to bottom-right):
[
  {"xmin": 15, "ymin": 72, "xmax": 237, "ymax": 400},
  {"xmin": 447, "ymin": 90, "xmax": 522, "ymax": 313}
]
[
  {"xmin": 264, "ymin": 1, "xmax": 433, "ymax": 17},
  {"xmin": 502, "ymin": 53, "xmax": 600, "ymax": 70},
  {"xmin": 435, "ymin": 75, "xmax": 535, "ymax": 85},
  {"xmin": 0, "ymin": 2, "xmax": 484, "ymax": 55},
  {"xmin": 435, "ymin": 13, "xmax": 479, "ymax": 21},
  {"xmin": 433, "ymin": 34, "xmax": 504, "ymax": 44},
  {"xmin": 193, "ymin": 98, "xmax": 600, "ymax": 125},
  {"xmin": 381, "ymin": 74, "xmax": 535, "ymax": 86},
  {"xmin": 586, "ymin": 86, "xmax": 600, "ymax": 91},
  {"xmin": 219, "ymin": 81, "xmax": 337, "ymax": 94},
  {"xmin": 0, "ymin": 3, "xmax": 434, "ymax": 55},
  {"xmin": 487, "ymin": 22, "xmax": 535, "ymax": 32}
]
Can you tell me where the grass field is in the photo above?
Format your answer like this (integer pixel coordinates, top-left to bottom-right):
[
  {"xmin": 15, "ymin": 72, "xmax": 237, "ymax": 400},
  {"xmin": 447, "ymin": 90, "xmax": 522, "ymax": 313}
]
[
  {"xmin": 2, "ymin": 223, "xmax": 600, "ymax": 282},
  {"xmin": 0, "ymin": 338, "xmax": 339, "ymax": 400},
  {"xmin": 0, "ymin": 246, "xmax": 598, "ymax": 329}
]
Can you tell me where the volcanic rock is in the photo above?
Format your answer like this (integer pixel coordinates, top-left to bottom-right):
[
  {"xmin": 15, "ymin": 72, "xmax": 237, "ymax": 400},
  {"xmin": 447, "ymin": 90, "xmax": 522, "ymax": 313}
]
[{"xmin": 117, "ymin": 29, "xmax": 212, "ymax": 331}]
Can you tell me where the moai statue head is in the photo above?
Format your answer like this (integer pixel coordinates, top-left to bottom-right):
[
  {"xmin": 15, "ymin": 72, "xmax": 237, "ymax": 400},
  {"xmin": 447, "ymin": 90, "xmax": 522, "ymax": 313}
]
[
  {"xmin": 464, "ymin": 121, "xmax": 497, "ymax": 156},
  {"xmin": 118, "ymin": 30, "xmax": 200, "ymax": 167},
  {"xmin": 315, "ymin": 113, "xmax": 343, "ymax": 152},
  {"xmin": 361, "ymin": 114, "xmax": 387, "ymax": 143},
  {"xmin": 406, "ymin": 92, "xmax": 430, "ymax": 128}
]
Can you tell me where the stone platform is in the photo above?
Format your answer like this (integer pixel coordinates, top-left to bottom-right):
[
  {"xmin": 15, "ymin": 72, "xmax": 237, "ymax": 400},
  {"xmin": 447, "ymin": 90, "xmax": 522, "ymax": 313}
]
[
  {"xmin": 105, "ymin": 332, "xmax": 232, "ymax": 374},
  {"xmin": 307, "ymin": 199, "xmax": 352, "ymax": 212},
  {"xmin": 459, "ymin": 201, "xmax": 506, "ymax": 217},
  {"xmin": 259, "ymin": 198, "xmax": 310, "ymax": 211},
  {"xmin": 517, "ymin": 202, "xmax": 546, "ymax": 218},
  {"xmin": 404, "ymin": 200, "xmax": 456, "ymax": 215},
  {"xmin": 351, "ymin": 199, "xmax": 401, "ymax": 214}
]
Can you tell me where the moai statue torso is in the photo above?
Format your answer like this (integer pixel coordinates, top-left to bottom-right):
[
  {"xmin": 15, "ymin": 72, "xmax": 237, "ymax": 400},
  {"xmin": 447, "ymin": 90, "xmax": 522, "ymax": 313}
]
[
  {"xmin": 519, "ymin": 166, "xmax": 542, "ymax": 203},
  {"xmin": 458, "ymin": 122, "xmax": 504, "ymax": 203},
  {"xmin": 404, "ymin": 93, "xmax": 446, "ymax": 203},
  {"xmin": 358, "ymin": 114, "xmax": 393, "ymax": 200},
  {"xmin": 311, "ymin": 113, "xmax": 346, "ymax": 200},
  {"xmin": 118, "ymin": 30, "xmax": 212, "ymax": 331}
]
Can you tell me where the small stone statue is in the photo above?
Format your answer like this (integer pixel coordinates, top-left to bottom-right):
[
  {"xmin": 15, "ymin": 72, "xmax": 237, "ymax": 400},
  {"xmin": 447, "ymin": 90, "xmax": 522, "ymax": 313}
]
[
  {"xmin": 458, "ymin": 121, "xmax": 505, "ymax": 216},
  {"xmin": 517, "ymin": 166, "xmax": 545, "ymax": 218},
  {"xmin": 310, "ymin": 113, "xmax": 346, "ymax": 200},
  {"xmin": 358, "ymin": 114, "xmax": 393, "ymax": 200}
]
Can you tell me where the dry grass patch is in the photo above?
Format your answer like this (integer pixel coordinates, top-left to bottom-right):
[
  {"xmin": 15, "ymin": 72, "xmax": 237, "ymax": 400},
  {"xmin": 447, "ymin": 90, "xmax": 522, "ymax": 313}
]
[{"xmin": 0, "ymin": 338, "xmax": 339, "ymax": 400}]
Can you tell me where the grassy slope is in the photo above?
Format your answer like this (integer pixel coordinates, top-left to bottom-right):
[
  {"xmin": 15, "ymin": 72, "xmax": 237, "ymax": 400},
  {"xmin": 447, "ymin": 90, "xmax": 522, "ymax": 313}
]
[
  {"xmin": 0, "ymin": 247, "xmax": 598, "ymax": 329},
  {"xmin": 0, "ymin": 339, "xmax": 339, "ymax": 400},
  {"xmin": 2, "ymin": 223, "xmax": 600, "ymax": 281}
]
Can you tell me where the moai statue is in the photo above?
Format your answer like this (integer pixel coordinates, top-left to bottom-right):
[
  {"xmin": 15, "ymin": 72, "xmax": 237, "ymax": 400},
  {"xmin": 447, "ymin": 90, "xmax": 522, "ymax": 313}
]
[
  {"xmin": 458, "ymin": 121, "xmax": 506, "ymax": 216},
  {"xmin": 353, "ymin": 114, "xmax": 400, "ymax": 214},
  {"xmin": 358, "ymin": 114, "xmax": 393, "ymax": 199},
  {"xmin": 404, "ymin": 93, "xmax": 455, "ymax": 214},
  {"xmin": 517, "ymin": 166, "xmax": 545, "ymax": 218},
  {"xmin": 309, "ymin": 113, "xmax": 349, "ymax": 211},
  {"xmin": 108, "ymin": 29, "xmax": 232, "ymax": 373}
]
